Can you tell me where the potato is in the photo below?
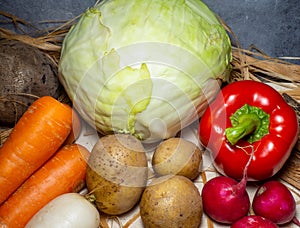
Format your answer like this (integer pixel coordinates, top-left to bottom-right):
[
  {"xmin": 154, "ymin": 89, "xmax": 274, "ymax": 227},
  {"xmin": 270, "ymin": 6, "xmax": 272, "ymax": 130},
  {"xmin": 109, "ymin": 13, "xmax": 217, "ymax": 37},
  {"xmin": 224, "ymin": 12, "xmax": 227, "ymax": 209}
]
[
  {"xmin": 0, "ymin": 40, "xmax": 60, "ymax": 126},
  {"xmin": 140, "ymin": 175, "xmax": 203, "ymax": 228},
  {"xmin": 152, "ymin": 137, "xmax": 202, "ymax": 180},
  {"xmin": 86, "ymin": 134, "xmax": 148, "ymax": 215}
]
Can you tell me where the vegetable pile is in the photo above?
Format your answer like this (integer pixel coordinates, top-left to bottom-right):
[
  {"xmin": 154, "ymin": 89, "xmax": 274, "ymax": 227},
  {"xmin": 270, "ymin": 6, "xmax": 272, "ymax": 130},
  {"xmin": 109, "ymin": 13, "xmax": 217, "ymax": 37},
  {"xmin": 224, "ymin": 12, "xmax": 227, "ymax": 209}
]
[
  {"xmin": 0, "ymin": 0, "xmax": 299, "ymax": 227},
  {"xmin": 0, "ymin": 93, "xmax": 298, "ymax": 228}
]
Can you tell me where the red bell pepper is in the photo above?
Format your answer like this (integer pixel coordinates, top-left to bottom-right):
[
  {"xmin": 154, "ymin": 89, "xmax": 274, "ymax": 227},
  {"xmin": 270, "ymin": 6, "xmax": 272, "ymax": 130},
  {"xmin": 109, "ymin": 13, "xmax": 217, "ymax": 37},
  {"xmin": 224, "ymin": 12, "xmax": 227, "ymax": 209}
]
[{"xmin": 199, "ymin": 80, "xmax": 299, "ymax": 181}]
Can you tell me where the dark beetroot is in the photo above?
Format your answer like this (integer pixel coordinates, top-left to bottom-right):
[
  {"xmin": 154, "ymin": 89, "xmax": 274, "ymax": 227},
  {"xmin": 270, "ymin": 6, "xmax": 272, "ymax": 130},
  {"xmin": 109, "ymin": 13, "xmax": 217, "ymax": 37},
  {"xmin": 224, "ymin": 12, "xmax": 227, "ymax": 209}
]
[
  {"xmin": 252, "ymin": 180, "xmax": 298, "ymax": 225},
  {"xmin": 231, "ymin": 215, "xmax": 279, "ymax": 228}
]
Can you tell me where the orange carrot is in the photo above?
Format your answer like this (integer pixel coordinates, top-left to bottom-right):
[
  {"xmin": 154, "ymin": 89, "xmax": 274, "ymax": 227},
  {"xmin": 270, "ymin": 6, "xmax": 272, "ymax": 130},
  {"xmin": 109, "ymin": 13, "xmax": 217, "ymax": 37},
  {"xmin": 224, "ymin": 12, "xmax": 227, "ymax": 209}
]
[
  {"xmin": 63, "ymin": 108, "xmax": 82, "ymax": 145},
  {"xmin": 0, "ymin": 143, "xmax": 90, "ymax": 228},
  {"xmin": 0, "ymin": 96, "xmax": 73, "ymax": 204}
]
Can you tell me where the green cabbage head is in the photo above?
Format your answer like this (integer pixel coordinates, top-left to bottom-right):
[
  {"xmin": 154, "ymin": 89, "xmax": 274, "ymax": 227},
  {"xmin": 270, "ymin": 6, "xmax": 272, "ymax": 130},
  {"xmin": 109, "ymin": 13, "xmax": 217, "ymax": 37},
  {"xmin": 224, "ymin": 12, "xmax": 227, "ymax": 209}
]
[{"xmin": 59, "ymin": 0, "xmax": 232, "ymax": 143}]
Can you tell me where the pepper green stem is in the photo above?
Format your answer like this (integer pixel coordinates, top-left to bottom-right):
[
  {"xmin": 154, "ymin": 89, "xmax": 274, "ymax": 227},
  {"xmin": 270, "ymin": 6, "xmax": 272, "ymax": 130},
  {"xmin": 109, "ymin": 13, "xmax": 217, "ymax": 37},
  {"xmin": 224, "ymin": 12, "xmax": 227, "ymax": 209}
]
[
  {"xmin": 225, "ymin": 104, "xmax": 270, "ymax": 145},
  {"xmin": 225, "ymin": 113, "xmax": 261, "ymax": 145}
]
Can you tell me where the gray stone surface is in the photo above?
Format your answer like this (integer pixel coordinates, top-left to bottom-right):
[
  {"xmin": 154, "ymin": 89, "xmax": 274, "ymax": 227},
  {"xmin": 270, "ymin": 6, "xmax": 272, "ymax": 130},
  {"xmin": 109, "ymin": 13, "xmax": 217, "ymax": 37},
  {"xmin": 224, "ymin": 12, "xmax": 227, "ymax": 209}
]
[
  {"xmin": 203, "ymin": 0, "xmax": 300, "ymax": 61},
  {"xmin": 1, "ymin": 0, "xmax": 299, "ymax": 63}
]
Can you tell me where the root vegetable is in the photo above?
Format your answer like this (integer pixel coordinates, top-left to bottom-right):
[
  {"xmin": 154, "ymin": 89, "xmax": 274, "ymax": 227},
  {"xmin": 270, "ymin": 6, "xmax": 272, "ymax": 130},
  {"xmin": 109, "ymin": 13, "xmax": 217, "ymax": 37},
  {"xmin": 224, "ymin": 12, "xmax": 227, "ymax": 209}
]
[
  {"xmin": 0, "ymin": 40, "xmax": 60, "ymax": 126},
  {"xmin": 140, "ymin": 175, "xmax": 203, "ymax": 228},
  {"xmin": 25, "ymin": 193, "xmax": 100, "ymax": 228},
  {"xmin": 63, "ymin": 108, "xmax": 82, "ymax": 145},
  {"xmin": 0, "ymin": 96, "xmax": 73, "ymax": 204},
  {"xmin": 152, "ymin": 137, "xmax": 202, "ymax": 180},
  {"xmin": 0, "ymin": 144, "xmax": 90, "ymax": 228},
  {"xmin": 252, "ymin": 180, "xmax": 299, "ymax": 225},
  {"xmin": 231, "ymin": 215, "xmax": 279, "ymax": 228},
  {"xmin": 201, "ymin": 145, "xmax": 255, "ymax": 224},
  {"xmin": 202, "ymin": 176, "xmax": 250, "ymax": 224},
  {"xmin": 86, "ymin": 134, "xmax": 148, "ymax": 215}
]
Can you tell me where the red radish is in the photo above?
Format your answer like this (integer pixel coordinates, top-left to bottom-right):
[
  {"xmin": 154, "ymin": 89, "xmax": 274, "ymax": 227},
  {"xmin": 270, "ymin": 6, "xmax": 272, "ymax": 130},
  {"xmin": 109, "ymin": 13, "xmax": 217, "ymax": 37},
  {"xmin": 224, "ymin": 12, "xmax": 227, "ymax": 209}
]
[
  {"xmin": 252, "ymin": 180, "xmax": 300, "ymax": 226},
  {"xmin": 231, "ymin": 215, "xmax": 279, "ymax": 228},
  {"xmin": 201, "ymin": 176, "xmax": 250, "ymax": 224},
  {"xmin": 201, "ymin": 146, "xmax": 255, "ymax": 224}
]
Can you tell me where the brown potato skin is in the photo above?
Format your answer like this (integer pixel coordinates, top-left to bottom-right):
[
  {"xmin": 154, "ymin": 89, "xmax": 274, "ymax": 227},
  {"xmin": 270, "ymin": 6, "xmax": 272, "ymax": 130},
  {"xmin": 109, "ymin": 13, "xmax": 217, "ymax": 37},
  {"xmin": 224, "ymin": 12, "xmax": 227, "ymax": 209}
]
[
  {"xmin": 152, "ymin": 138, "xmax": 202, "ymax": 180},
  {"xmin": 140, "ymin": 175, "xmax": 203, "ymax": 228},
  {"xmin": 86, "ymin": 134, "xmax": 148, "ymax": 215},
  {"xmin": 0, "ymin": 40, "xmax": 60, "ymax": 126}
]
